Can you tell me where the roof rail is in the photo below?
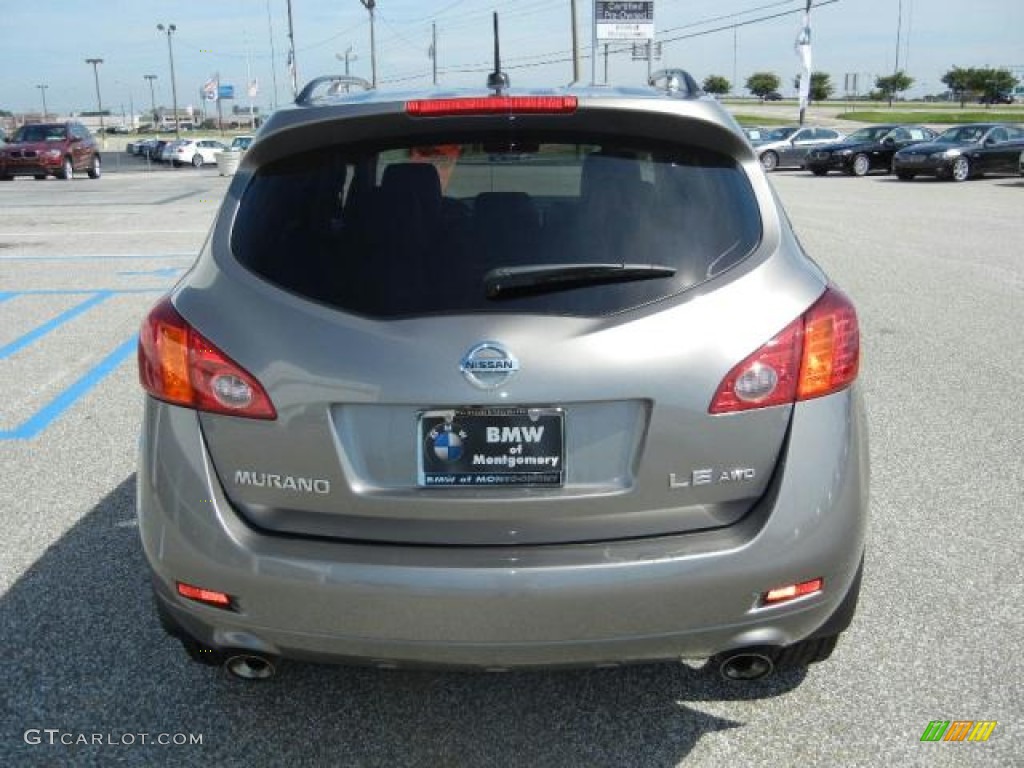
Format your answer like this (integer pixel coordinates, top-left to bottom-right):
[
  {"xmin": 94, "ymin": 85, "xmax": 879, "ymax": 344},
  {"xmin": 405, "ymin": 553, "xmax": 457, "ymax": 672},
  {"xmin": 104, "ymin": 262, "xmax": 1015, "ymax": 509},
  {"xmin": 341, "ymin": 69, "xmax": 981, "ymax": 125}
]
[
  {"xmin": 647, "ymin": 69, "xmax": 702, "ymax": 97},
  {"xmin": 295, "ymin": 75, "xmax": 373, "ymax": 105}
]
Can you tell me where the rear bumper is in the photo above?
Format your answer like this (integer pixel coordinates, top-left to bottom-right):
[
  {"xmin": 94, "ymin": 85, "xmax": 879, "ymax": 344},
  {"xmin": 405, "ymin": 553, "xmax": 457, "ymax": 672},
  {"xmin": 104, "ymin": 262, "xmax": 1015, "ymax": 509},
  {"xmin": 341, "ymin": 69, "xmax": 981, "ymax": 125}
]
[{"xmin": 138, "ymin": 388, "xmax": 869, "ymax": 668}]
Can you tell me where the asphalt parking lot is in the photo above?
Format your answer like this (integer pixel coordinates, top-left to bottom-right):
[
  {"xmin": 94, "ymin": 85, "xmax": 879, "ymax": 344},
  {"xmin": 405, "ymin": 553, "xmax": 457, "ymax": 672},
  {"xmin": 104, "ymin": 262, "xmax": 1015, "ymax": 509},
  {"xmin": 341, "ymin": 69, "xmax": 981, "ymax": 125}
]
[{"xmin": 0, "ymin": 166, "xmax": 1021, "ymax": 767}]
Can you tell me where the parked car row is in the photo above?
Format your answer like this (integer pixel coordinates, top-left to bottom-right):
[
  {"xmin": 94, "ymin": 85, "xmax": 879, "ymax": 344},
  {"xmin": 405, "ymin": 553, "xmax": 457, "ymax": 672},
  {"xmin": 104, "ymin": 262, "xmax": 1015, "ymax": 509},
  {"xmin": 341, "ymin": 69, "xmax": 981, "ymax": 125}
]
[
  {"xmin": 126, "ymin": 138, "xmax": 229, "ymax": 167},
  {"xmin": 127, "ymin": 136, "xmax": 253, "ymax": 167},
  {"xmin": 747, "ymin": 121, "xmax": 1024, "ymax": 181}
]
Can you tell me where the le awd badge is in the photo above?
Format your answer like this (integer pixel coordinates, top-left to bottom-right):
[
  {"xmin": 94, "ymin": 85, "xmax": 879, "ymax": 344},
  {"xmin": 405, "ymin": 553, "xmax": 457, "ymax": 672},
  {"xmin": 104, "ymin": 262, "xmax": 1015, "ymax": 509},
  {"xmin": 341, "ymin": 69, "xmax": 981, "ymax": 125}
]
[{"xmin": 669, "ymin": 467, "xmax": 756, "ymax": 489}]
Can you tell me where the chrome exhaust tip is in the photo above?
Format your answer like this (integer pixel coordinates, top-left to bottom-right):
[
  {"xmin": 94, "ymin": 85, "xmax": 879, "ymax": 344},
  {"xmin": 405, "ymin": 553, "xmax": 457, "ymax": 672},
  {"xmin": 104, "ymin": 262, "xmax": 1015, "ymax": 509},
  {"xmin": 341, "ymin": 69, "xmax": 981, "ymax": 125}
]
[
  {"xmin": 717, "ymin": 649, "xmax": 776, "ymax": 681},
  {"xmin": 223, "ymin": 653, "xmax": 277, "ymax": 681}
]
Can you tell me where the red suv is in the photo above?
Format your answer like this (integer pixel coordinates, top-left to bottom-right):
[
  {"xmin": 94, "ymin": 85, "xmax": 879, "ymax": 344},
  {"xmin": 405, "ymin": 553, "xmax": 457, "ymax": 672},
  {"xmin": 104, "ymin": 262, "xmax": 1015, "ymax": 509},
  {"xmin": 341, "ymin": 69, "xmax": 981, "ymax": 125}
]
[{"xmin": 0, "ymin": 121, "xmax": 101, "ymax": 180}]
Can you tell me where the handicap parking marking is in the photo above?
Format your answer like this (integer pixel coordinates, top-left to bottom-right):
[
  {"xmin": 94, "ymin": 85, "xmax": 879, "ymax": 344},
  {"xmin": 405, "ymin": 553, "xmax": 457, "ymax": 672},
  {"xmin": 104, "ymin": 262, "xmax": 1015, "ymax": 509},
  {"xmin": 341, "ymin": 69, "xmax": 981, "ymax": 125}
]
[
  {"xmin": 0, "ymin": 337, "xmax": 138, "ymax": 441},
  {"xmin": 0, "ymin": 291, "xmax": 113, "ymax": 361},
  {"xmin": 0, "ymin": 287, "xmax": 169, "ymax": 441},
  {"xmin": 117, "ymin": 267, "xmax": 185, "ymax": 278},
  {"xmin": 0, "ymin": 252, "xmax": 195, "ymax": 262}
]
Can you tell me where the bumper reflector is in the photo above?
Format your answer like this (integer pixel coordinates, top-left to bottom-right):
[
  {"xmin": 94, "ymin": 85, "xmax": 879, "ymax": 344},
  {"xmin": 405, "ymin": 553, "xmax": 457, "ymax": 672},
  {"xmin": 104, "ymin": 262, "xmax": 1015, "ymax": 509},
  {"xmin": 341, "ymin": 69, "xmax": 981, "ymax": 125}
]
[
  {"xmin": 763, "ymin": 577, "xmax": 824, "ymax": 605},
  {"xmin": 177, "ymin": 581, "xmax": 233, "ymax": 609}
]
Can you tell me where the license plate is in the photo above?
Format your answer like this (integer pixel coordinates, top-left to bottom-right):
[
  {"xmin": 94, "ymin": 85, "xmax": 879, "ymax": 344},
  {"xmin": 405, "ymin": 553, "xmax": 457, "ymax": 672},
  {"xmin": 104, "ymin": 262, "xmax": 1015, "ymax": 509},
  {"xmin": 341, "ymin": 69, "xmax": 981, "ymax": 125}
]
[{"xmin": 418, "ymin": 407, "xmax": 564, "ymax": 487}]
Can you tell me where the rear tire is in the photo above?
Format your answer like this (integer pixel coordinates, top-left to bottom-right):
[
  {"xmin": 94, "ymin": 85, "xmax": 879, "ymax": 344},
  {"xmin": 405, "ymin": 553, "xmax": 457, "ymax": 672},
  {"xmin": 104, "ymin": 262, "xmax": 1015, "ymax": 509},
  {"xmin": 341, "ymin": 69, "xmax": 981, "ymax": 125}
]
[
  {"xmin": 192, "ymin": 153, "xmax": 203, "ymax": 168},
  {"xmin": 852, "ymin": 154, "xmax": 870, "ymax": 177},
  {"xmin": 759, "ymin": 151, "xmax": 779, "ymax": 172},
  {"xmin": 87, "ymin": 155, "xmax": 101, "ymax": 179}
]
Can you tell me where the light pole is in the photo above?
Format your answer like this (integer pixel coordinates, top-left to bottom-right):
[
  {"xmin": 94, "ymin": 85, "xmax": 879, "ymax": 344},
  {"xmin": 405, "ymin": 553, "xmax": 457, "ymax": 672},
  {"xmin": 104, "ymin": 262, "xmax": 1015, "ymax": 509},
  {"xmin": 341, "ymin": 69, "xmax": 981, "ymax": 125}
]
[
  {"xmin": 144, "ymin": 74, "xmax": 158, "ymax": 126},
  {"xmin": 359, "ymin": 0, "xmax": 377, "ymax": 89},
  {"xmin": 156, "ymin": 24, "xmax": 180, "ymax": 139},
  {"xmin": 336, "ymin": 46, "xmax": 357, "ymax": 77},
  {"xmin": 36, "ymin": 84, "xmax": 49, "ymax": 121},
  {"xmin": 85, "ymin": 58, "xmax": 105, "ymax": 145}
]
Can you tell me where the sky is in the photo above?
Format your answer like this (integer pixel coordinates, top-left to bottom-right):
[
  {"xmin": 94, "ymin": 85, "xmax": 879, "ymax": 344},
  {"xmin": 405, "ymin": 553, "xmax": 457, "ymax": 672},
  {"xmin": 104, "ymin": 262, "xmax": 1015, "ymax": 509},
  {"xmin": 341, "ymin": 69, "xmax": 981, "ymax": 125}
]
[{"xmin": 1, "ymin": 0, "xmax": 1022, "ymax": 117}]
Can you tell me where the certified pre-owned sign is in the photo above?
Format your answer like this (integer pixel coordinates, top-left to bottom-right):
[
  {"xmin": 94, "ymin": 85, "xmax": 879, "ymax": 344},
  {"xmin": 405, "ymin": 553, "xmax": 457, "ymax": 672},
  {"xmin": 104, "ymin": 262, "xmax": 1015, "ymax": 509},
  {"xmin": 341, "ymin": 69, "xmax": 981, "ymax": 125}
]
[{"xmin": 596, "ymin": 1, "xmax": 654, "ymax": 40}]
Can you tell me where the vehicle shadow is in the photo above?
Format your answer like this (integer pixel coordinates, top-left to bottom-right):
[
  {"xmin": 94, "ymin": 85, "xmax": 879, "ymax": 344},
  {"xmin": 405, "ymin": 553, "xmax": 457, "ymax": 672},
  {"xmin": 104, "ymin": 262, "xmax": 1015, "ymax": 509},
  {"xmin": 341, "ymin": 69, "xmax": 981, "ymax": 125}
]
[{"xmin": 0, "ymin": 476, "xmax": 806, "ymax": 767}]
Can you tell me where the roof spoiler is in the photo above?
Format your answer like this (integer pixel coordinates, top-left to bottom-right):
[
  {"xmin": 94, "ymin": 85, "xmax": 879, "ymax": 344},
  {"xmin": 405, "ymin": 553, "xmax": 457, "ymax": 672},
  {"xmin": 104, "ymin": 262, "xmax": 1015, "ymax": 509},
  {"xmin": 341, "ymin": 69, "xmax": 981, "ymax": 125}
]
[
  {"xmin": 648, "ymin": 69, "xmax": 702, "ymax": 97},
  {"xmin": 295, "ymin": 75, "xmax": 373, "ymax": 105}
]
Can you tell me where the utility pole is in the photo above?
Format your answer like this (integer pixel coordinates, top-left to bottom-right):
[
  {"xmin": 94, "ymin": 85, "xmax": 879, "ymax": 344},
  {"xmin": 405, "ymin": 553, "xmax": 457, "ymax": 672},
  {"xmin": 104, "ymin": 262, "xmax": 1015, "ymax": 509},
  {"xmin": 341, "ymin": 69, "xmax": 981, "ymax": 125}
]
[
  {"xmin": 430, "ymin": 22, "xmax": 437, "ymax": 86},
  {"xmin": 286, "ymin": 0, "xmax": 298, "ymax": 97},
  {"xmin": 144, "ymin": 75, "xmax": 157, "ymax": 126},
  {"xmin": 266, "ymin": 0, "xmax": 280, "ymax": 109},
  {"xmin": 157, "ymin": 24, "xmax": 180, "ymax": 139},
  {"xmin": 85, "ymin": 58, "xmax": 105, "ymax": 146},
  {"xmin": 570, "ymin": 0, "xmax": 580, "ymax": 83},
  {"xmin": 36, "ymin": 84, "xmax": 49, "ymax": 121},
  {"xmin": 360, "ymin": 0, "xmax": 377, "ymax": 88},
  {"xmin": 893, "ymin": 0, "xmax": 903, "ymax": 75}
]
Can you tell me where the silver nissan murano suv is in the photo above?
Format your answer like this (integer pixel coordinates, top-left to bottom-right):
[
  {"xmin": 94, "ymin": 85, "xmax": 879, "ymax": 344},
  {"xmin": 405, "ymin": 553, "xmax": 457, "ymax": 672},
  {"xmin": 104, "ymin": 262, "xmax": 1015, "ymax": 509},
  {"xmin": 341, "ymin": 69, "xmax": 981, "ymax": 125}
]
[{"xmin": 137, "ymin": 69, "xmax": 868, "ymax": 683}]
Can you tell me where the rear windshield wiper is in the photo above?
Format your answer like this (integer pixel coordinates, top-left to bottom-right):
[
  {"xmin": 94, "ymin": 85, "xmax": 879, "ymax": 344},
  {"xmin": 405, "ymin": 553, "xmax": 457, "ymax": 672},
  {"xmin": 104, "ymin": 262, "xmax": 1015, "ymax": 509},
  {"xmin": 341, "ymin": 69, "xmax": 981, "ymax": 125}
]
[{"xmin": 484, "ymin": 263, "xmax": 676, "ymax": 300}]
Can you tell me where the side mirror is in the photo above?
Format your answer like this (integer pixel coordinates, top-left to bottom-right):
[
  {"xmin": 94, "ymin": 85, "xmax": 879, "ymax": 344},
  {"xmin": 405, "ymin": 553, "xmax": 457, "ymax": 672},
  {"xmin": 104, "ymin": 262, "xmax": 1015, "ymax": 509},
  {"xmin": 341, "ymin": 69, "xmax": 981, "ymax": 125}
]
[
  {"xmin": 882, "ymin": 137, "xmax": 896, "ymax": 147},
  {"xmin": 984, "ymin": 137, "xmax": 998, "ymax": 146}
]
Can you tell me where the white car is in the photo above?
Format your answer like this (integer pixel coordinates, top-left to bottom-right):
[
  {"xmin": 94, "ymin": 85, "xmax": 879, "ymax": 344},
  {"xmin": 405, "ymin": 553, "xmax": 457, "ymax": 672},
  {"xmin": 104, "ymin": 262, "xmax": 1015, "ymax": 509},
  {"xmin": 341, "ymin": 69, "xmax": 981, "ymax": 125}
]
[
  {"xmin": 230, "ymin": 135, "xmax": 254, "ymax": 152},
  {"xmin": 170, "ymin": 139, "xmax": 228, "ymax": 167}
]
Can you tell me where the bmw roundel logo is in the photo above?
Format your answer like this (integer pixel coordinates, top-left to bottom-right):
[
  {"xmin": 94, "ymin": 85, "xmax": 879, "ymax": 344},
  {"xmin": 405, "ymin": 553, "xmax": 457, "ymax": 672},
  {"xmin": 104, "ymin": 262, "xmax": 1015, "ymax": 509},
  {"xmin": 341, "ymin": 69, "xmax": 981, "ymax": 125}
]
[
  {"xmin": 459, "ymin": 341, "xmax": 519, "ymax": 390},
  {"xmin": 427, "ymin": 422, "xmax": 466, "ymax": 462}
]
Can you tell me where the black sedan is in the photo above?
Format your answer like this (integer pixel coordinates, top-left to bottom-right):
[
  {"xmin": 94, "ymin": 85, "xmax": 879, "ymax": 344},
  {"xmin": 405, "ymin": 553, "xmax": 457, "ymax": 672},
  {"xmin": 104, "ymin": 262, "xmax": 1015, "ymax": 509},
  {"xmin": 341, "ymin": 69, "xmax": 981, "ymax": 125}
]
[
  {"xmin": 962, "ymin": 138, "xmax": 1024, "ymax": 177},
  {"xmin": 805, "ymin": 124, "xmax": 937, "ymax": 176},
  {"xmin": 892, "ymin": 123, "xmax": 1024, "ymax": 181}
]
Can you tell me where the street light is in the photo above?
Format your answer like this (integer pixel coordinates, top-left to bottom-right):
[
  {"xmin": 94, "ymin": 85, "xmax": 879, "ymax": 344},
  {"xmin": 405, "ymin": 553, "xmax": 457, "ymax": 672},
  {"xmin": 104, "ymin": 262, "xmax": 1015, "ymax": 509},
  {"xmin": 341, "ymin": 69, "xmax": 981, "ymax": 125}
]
[
  {"xmin": 156, "ymin": 23, "xmax": 180, "ymax": 139},
  {"xmin": 85, "ymin": 58, "xmax": 105, "ymax": 142},
  {"xmin": 144, "ymin": 74, "xmax": 158, "ymax": 126},
  {"xmin": 336, "ymin": 46, "xmax": 357, "ymax": 77},
  {"xmin": 359, "ymin": 0, "xmax": 377, "ymax": 89},
  {"xmin": 36, "ymin": 84, "xmax": 49, "ymax": 121}
]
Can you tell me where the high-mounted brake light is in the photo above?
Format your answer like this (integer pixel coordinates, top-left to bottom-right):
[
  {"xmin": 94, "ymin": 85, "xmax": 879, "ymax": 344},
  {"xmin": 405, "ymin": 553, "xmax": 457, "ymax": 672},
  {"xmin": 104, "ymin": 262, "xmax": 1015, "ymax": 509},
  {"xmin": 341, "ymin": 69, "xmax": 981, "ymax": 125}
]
[
  {"xmin": 177, "ymin": 581, "xmax": 234, "ymax": 609},
  {"xmin": 709, "ymin": 286, "xmax": 860, "ymax": 414},
  {"xmin": 406, "ymin": 95, "xmax": 578, "ymax": 117},
  {"xmin": 138, "ymin": 298, "xmax": 276, "ymax": 419}
]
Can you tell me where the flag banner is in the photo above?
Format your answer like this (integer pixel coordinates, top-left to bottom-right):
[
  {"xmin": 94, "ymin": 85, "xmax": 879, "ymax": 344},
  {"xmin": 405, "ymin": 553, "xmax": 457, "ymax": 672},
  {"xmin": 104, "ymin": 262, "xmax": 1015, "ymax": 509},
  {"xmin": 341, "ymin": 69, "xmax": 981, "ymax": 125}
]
[
  {"xmin": 203, "ymin": 78, "xmax": 218, "ymax": 101},
  {"xmin": 794, "ymin": 11, "xmax": 812, "ymax": 111}
]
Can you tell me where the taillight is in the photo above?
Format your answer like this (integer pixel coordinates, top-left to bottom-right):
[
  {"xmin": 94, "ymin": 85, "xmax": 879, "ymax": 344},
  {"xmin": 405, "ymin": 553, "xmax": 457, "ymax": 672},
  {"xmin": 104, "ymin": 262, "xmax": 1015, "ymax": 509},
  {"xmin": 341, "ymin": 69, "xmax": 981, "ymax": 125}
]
[
  {"xmin": 709, "ymin": 286, "xmax": 859, "ymax": 414},
  {"xmin": 406, "ymin": 95, "xmax": 578, "ymax": 117},
  {"xmin": 138, "ymin": 298, "xmax": 276, "ymax": 419}
]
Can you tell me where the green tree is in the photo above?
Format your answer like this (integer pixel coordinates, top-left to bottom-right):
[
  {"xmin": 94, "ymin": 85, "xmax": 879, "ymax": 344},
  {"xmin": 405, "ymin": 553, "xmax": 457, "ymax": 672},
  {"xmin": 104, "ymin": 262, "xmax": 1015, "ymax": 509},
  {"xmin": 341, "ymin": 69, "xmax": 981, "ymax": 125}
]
[
  {"xmin": 970, "ymin": 67, "xmax": 1018, "ymax": 106},
  {"xmin": 702, "ymin": 75, "xmax": 731, "ymax": 97},
  {"xmin": 809, "ymin": 72, "xmax": 834, "ymax": 102},
  {"xmin": 875, "ymin": 71, "xmax": 914, "ymax": 107},
  {"xmin": 745, "ymin": 72, "xmax": 781, "ymax": 100},
  {"xmin": 941, "ymin": 66, "xmax": 975, "ymax": 107},
  {"xmin": 794, "ymin": 72, "xmax": 835, "ymax": 103}
]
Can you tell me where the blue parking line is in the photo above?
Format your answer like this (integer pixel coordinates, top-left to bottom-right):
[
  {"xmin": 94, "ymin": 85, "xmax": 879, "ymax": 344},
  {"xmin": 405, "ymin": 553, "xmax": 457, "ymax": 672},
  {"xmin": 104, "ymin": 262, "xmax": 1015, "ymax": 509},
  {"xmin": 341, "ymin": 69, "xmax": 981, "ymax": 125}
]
[
  {"xmin": 0, "ymin": 291, "xmax": 113, "ymax": 361},
  {"xmin": 0, "ymin": 336, "xmax": 138, "ymax": 441},
  {"xmin": 3, "ymin": 288, "xmax": 168, "ymax": 295},
  {"xmin": 0, "ymin": 253, "xmax": 194, "ymax": 261}
]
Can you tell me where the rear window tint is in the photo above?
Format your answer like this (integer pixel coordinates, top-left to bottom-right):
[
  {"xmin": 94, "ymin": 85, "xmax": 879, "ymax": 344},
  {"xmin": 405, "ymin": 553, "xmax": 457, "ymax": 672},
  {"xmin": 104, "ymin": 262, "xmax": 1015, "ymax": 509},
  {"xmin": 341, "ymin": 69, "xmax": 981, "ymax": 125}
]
[{"xmin": 232, "ymin": 136, "xmax": 761, "ymax": 318}]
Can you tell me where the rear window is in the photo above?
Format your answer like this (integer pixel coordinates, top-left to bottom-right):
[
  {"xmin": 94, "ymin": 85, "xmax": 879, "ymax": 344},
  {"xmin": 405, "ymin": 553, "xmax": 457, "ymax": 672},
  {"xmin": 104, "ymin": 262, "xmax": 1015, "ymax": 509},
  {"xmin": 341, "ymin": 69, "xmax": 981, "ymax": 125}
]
[{"xmin": 232, "ymin": 136, "xmax": 761, "ymax": 318}]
